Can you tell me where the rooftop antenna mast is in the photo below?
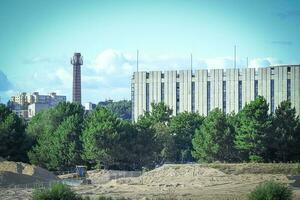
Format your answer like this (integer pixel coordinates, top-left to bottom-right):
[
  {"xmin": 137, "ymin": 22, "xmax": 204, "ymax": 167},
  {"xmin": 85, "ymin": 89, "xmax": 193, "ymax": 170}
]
[
  {"xmin": 190, "ymin": 53, "xmax": 193, "ymax": 71},
  {"xmin": 234, "ymin": 45, "xmax": 237, "ymax": 69},
  {"xmin": 136, "ymin": 49, "xmax": 139, "ymax": 72}
]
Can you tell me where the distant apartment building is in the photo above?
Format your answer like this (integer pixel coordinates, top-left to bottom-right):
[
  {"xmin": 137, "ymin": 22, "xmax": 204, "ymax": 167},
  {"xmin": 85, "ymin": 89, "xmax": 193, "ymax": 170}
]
[
  {"xmin": 28, "ymin": 103, "xmax": 52, "ymax": 118},
  {"xmin": 84, "ymin": 102, "xmax": 96, "ymax": 112},
  {"xmin": 131, "ymin": 65, "xmax": 300, "ymax": 121},
  {"xmin": 9, "ymin": 92, "xmax": 66, "ymax": 119}
]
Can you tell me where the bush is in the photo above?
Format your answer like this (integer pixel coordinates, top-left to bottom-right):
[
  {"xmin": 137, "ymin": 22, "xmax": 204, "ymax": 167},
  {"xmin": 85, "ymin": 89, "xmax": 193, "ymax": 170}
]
[
  {"xmin": 248, "ymin": 181, "xmax": 293, "ymax": 200},
  {"xmin": 31, "ymin": 184, "xmax": 82, "ymax": 200},
  {"xmin": 249, "ymin": 155, "xmax": 264, "ymax": 163},
  {"xmin": 297, "ymin": 163, "xmax": 300, "ymax": 174}
]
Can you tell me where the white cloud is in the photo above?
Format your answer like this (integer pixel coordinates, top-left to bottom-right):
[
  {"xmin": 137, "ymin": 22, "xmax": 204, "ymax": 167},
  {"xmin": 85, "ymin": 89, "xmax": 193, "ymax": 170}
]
[
  {"xmin": 91, "ymin": 49, "xmax": 134, "ymax": 75},
  {"xmin": 249, "ymin": 57, "xmax": 283, "ymax": 68}
]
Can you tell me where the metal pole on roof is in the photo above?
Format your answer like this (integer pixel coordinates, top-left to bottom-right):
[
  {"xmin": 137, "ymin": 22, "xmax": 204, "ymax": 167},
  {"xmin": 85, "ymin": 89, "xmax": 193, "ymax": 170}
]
[
  {"xmin": 190, "ymin": 53, "xmax": 193, "ymax": 71},
  {"xmin": 136, "ymin": 50, "xmax": 139, "ymax": 72},
  {"xmin": 234, "ymin": 45, "xmax": 236, "ymax": 69}
]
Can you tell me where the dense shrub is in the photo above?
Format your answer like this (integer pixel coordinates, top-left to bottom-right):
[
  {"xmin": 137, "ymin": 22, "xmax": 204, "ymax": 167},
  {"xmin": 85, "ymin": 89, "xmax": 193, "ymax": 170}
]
[
  {"xmin": 297, "ymin": 163, "xmax": 300, "ymax": 174},
  {"xmin": 31, "ymin": 183, "xmax": 128, "ymax": 200},
  {"xmin": 248, "ymin": 181, "xmax": 293, "ymax": 200},
  {"xmin": 31, "ymin": 184, "xmax": 82, "ymax": 200}
]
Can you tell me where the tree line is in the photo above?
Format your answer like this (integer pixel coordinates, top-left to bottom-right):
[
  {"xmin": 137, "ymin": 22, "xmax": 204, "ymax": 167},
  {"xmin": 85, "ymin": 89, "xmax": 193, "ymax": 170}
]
[{"xmin": 0, "ymin": 96, "xmax": 299, "ymax": 171}]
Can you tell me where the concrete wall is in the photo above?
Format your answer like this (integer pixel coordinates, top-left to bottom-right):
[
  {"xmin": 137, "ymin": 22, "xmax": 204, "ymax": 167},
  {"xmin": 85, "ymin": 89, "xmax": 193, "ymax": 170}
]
[{"xmin": 132, "ymin": 65, "xmax": 300, "ymax": 121}]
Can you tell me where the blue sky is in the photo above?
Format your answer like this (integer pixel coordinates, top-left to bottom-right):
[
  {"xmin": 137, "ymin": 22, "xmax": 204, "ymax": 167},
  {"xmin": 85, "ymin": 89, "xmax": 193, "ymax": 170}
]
[{"xmin": 0, "ymin": 0, "xmax": 300, "ymax": 104}]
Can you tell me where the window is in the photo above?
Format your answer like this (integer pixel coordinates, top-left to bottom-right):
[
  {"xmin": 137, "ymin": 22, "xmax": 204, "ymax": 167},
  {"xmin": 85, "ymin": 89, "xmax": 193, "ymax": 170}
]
[
  {"xmin": 146, "ymin": 83, "xmax": 149, "ymax": 112},
  {"xmin": 191, "ymin": 82, "xmax": 195, "ymax": 113},
  {"xmin": 207, "ymin": 81, "xmax": 211, "ymax": 114},
  {"xmin": 254, "ymin": 80, "xmax": 258, "ymax": 99},
  {"xmin": 146, "ymin": 73, "xmax": 149, "ymax": 79},
  {"xmin": 271, "ymin": 80, "xmax": 274, "ymax": 113},
  {"xmin": 176, "ymin": 82, "xmax": 180, "ymax": 113},
  {"xmin": 238, "ymin": 69, "xmax": 242, "ymax": 76},
  {"xmin": 222, "ymin": 81, "xmax": 226, "ymax": 113},
  {"xmin": 238, "ymin": 81, "xmax": 242, "ymax": 111},
  {"xmin": 287, "ymin": 79, "xmax": 291, "ymax": 101},
  {"xmin": 287, "ymin": 67, "xmax": 291, "ymax": 73},
  {"xmin": 161, "ymin": 82, "xmax": 165, "ymax": 102},
  {"xmin": 131, "ymin": 82, "xmax": 135, "ymax": 119},
  {"xmin": 271, "ymin": 67, "xmax": 275, "ymax": 75},
  {"xmin": 176, "ymin": 74, "xmax": 180, "ymax": 78},
  {"xmin": 161, "ymin": 73, "xmax": 165, "ymax": 78}
]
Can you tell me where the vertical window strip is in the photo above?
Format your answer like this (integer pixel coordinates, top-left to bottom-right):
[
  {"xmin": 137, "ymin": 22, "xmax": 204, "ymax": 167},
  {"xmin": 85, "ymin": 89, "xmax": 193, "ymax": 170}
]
[
  {"xmin": 271, "ymin": 79, "xmax": 274, "ymax": 113},
  {"xmin": 287, "ymin": 79, "xmax": 291, "ymax": 101},
  {"xmin": 146, "ymin": 83, "xmax": 149, "ymax": 112},
  {"xmin": 207, "ymin": 81, "xmax": 211, "ymax": 114},
  {"xmin": 191, "ymin": 82, "xmax": 195, "ymax": 112},
  {"xmin": 222, "ymin": 81, "xmax": 226, "ymax": 113},
  {"xmin": 238, "ymin": 81, "xmax": 242, "ymax": 111},
  {"xmin": 254, "ymin": 80, "xmax": 258, "ymax": 99},
  {"xmin": 176, "ymin": 82, "xmax": 180, "ymax": 114},
  {"xmin": 161, "ymin": 82, "xmax": 165, "ymax": 102}
]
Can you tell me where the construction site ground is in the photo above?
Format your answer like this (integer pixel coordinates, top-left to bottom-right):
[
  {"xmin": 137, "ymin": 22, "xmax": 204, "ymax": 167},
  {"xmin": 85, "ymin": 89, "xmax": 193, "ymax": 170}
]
[{"xmin": 1, "ymin": 162, "xmax": 300, "ymax": 200}]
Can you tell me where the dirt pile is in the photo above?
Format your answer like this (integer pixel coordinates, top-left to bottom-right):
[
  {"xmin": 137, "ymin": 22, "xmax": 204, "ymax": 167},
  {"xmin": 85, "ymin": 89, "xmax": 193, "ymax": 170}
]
[
  {"xmin": 115, "ymin": 164, "xmax": 228, "ymax": 186},
  {"xmin": 0, "ymin": 161, "xmax": 58, "ymax": 187}
]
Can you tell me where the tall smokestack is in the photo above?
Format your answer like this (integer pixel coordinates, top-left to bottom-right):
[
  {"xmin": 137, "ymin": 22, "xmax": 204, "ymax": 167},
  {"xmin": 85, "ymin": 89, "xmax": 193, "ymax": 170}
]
[{"xmin": 71, "ymin": 53, "xmax": 83, "ymax": 104}]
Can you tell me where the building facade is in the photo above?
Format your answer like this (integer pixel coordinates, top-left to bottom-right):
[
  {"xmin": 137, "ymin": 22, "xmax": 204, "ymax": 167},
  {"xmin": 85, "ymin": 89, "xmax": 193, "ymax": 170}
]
[
  {"xmin": 131, "ymin": 65, "xmax": 300, "ymax": 121},
  {"xmin": 28, "ymin": 103, "xmax": 51, "ymax": 118},
  {"xmin": 9, "ymin": 92, "xmax": 66, "ymax": 119}
]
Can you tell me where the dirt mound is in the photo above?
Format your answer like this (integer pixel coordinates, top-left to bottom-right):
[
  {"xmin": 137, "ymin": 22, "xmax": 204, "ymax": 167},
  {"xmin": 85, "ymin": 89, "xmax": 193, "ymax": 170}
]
[
  {"xmin": 115, "ymin": 164, "xmax": 226, "ymax": 186},
  {"xmin": 0, "ymin": 161, "xmax": 58, "ymax": 186}
]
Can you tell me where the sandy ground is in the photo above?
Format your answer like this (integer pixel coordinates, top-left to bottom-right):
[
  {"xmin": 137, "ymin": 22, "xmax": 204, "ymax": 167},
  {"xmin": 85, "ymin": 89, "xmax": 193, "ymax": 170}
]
[{"xmin": 1, "ymin": 164, "xmax": 300, "ymax": 200}]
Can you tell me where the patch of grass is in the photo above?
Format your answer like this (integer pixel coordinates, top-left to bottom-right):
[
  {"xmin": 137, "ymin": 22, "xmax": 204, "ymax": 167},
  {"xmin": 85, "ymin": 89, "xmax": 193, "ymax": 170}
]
[
  {"xmin": 297, "ymin": 163, "xmax": 300, "ymax": 174},
  {"xmin": 31, "ymin": 184, "xmax": 82, "ymax": 200},
  {"xmin": 248, "ymin": 180, "xmax": 293, "ymax": 200},
  {"xmin": 31, "ymin": 184, "xmax": 128, "ymax": 200}
]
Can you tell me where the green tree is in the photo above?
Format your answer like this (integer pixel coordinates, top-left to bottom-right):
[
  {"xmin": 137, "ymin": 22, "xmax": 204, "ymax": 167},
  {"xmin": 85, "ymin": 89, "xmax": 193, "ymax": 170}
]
[
  {"xmin": 192, "ymin": 108, "xmax": 236, "ymax": 162},
  {"xmin": 132, "ymin": 122, "xmax": 158, "ymax": 169},
  {"xmin": 268, "ymin": 101, "xmax": 300, "ymax": 162},
  {"xmin": 136, "ymin": 102, "xmax": 175, "ymax": 165},
  {"xmin": 81, "ymin": 106, "xmax": 123, "ymax": 168},
  {"xmin": 234, "ymin": 96, "xmax": 272, "ymax": 161},
  {"xmin": 0, "ymin": 104, "xmax": 30, "ymax": 162},
  {"xmin": 100, "ymin": 100, "xmax": 132, "ymax": 120},
  {"xmin": 169, "ymin": 112, "xmax": 204, "ymax": 162},
  {"xmin": 28, "ymin": 102, "xmax": 84, "ymax": 170},
  {"xmin": 139, "ymin": 102, "xmax": 173, "ymax": 125},
  {"xmin": 152, "ymin": 122, "xmax": 177, "ymax": 163}
]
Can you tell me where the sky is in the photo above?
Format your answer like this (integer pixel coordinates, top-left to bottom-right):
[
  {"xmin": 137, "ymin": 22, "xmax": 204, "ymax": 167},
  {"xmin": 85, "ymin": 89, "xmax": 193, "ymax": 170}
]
[{"xmin": 0, "ymin": 0, "xmax": 300, "ymax": 104}]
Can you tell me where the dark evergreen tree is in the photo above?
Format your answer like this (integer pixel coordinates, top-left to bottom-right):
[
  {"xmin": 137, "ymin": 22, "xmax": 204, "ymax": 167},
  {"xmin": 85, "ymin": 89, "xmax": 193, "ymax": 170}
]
[
  {"xmin": 234, "ymin": 96, "xmax": 272, "ymax": 162},
  {"xmin": 0, "ymin": 104, "xmax": 30, "ymax": 162},
  {"xmin": 268, "ymin": 101, "xmax": 300, "ymax": 162},
  {"xmin": 169, "ymin": 112, "xmax": 204, "ymax": 162},
  {"xmin": 28, "ymin": 102, "xmax": 84, "ymax": 170},
  {"xmin": 192, "ymin": 108, "xmax": 236, "ymax": 162}
]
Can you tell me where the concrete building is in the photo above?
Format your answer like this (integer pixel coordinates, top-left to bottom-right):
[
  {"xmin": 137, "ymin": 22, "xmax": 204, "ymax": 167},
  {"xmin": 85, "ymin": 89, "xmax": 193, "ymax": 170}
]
[
  {"xmin": 28, "ymin": 103, "xmax": 50, "ymax": 118},
  {"xmin": 84, "ymin": 102, "xmax": 96, "ymax": 111},
  {"xmin": 71, "ymin": 53, "xmax": 83, "ymax": 104},
  {"xmin": 131, "ymin": 65, "xmax": 300, "ymax": 121},
  {"xmin": 9, "ymin": 92, "xmax": 66, "ymax": 119}
]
